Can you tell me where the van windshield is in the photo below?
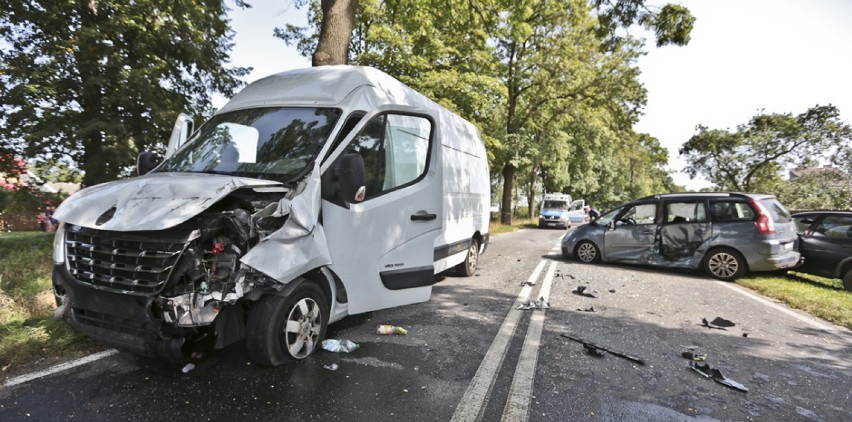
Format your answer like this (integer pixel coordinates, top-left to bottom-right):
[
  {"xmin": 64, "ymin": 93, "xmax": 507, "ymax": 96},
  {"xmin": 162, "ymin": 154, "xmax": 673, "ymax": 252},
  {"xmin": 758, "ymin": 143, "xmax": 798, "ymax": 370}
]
[
  {"xmin": 157, "ymin": 107, "xmax": 342, "ymax": 183},
  {"xmin": 543, "ymin": 201, "xmax": 568, "ymax": 210}
]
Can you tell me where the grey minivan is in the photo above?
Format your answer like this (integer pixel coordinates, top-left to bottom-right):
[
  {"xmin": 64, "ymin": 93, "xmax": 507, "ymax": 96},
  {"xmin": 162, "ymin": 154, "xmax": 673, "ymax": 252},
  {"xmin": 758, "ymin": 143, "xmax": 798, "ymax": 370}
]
[{"xmin": 561, "ymin": 193, "xmax": 800, "ymax": 280}]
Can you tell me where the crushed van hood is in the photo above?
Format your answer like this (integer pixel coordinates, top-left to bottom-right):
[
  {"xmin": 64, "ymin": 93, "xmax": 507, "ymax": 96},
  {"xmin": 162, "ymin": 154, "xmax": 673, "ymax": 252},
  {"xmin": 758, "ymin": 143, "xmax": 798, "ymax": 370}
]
[{"xmin": 54, "ymin": 172, "xmax": 280, "ymax": 232}]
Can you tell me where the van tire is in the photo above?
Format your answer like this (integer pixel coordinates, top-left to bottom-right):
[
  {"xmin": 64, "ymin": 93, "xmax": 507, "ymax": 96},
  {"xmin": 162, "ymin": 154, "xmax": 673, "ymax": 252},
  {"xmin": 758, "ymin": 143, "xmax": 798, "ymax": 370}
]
[
  {"xmin": 456, "ymin": 238, "xmax": 479, "ymax": 277},
  {"xmin": 575, "ymin": 241, "xmax": 601, "ymax": 263},
  {"xmin": 704, "ymin": 247, "xmax": 746, "ymax": 281},
  {"xmin": 246, "ymin": 282, "xmax": 329, "ymax": 366},
  {"xmin": 843, "ymin": 270, "xmax": 852, "ymax": 292}
]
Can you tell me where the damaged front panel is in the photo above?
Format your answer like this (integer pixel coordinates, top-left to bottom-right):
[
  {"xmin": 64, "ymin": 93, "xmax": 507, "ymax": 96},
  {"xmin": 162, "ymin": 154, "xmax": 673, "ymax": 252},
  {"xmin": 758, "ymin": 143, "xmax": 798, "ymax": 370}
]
[{"xmin": 52, "ymin": 169, "xmax": 332, "ymax": 360}]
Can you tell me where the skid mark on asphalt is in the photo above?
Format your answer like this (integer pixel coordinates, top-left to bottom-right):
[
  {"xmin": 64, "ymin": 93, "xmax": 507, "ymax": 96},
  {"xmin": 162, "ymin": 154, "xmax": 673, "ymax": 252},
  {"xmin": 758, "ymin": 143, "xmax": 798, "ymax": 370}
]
[{"xmin": 452, "ymin": 258, "xmax": 558, "ymax": 422}]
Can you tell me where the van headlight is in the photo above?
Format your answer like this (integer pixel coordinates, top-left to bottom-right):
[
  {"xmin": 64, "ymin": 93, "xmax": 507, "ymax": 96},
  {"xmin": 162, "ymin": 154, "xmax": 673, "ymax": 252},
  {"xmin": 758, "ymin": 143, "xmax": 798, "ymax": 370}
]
[{"xmin": 53, "ymin": 222, "xmax": 66, "ymax": 264}]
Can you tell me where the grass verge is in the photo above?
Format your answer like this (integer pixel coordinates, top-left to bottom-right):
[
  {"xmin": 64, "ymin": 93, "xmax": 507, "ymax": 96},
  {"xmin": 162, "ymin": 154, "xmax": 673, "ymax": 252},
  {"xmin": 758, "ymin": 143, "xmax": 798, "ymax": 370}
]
[
  {"xmin": 489, "ymin": 218, "xmax": 538, "ymax": 235},
  {"xmin": 737, "ymin": 271, "xmax": 852, "ymax": 330},
  {"xmin": 0, "ymin": 231, "xmax": 100, "ymax": 379}
]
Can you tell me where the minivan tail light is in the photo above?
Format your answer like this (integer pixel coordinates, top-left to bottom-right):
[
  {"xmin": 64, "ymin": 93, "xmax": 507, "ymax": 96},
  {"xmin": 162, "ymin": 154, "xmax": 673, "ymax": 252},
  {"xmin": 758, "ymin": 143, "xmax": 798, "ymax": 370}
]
[{"xmin": 749, "ymin": 199, "xmax": 775, "ymax": 235}]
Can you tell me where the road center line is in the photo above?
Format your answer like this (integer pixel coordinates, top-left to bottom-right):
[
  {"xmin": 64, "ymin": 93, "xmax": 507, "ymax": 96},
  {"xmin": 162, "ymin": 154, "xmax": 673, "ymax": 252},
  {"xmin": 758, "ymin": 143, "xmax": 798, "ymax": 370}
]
[
  {"xmin": 526, "ymin": 260, "xmax": 546, "ymax": 285},
  {"xmin": 451, "ymin": 259, "xmax": 545, "ymax": 422},
  {"xmin": 2, "ymin": 349, "xmax": 118, "ymax": 389},
  {"xmin": 501, "ymin": 261, "xmax": 557, "ymax": 422}
]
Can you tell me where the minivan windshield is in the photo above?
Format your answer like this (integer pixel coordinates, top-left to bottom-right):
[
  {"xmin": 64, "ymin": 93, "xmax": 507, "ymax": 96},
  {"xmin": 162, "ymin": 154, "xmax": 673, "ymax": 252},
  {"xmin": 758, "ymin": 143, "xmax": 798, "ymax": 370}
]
[
  {"xmin": 594, "ymin": 206, "xmax": 623, "ymax": 226},
  {"xmin": 157, "ymin": 107, "xmax": 342, "ymax": 183}
]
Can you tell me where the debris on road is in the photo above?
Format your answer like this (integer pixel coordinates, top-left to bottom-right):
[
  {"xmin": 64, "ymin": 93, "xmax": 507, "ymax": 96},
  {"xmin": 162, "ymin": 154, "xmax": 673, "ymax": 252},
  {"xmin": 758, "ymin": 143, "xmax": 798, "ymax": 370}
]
[
  {"xmin": 702, "ymin": 317, "xmax": 735, "ymax": 330},
  {"xmin": 377, "ymin": 325, "xmax": 408, "ymax": 335},
  {"xmin": 323, "ymin": 363, "xmax": 339, "ymax": 371},
  {"xmin": 709, "ymin": 317, "xmax": 736, "ymax": 327},
  {"xmin": 321, "ymin": 339, "xmax": 359, "ymax": 353},
  {"xmin": 572, "ymin": 285, "xmax": 599, "ymax": 298},
  {"xmin": 584, "ymin": 343, "xmax": 607, "ymax": 357},
  {"xmin": 517, "ymin": 297, "xmax": 550, "ymax": 310},
  {"xmin": 576, "ymin": 306, "xmax": 596, "ymax": 312},
  {"xmin": 181, "ymin": 363, "xmax": 196, "ymax": 374},
  {"xmin": 608, "ymin": 289, "xmax": 616, "ymax": 293},
  {"xmin": 681, "ymin": 351, "xmax": 707, "ymax": 361},
  {"xmin": 560, "ymin": 334, "xmax": 646, "ymax": 365},
  {"xmin": 689, "ymin": 361, "xmax": 749, "ymax": 392}
]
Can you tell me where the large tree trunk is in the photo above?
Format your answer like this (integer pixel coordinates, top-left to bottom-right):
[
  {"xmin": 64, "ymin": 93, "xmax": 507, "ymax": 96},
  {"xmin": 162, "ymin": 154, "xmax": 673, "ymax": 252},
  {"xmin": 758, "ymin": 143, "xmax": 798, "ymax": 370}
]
[
  {"xmin": 500, "ymin": 164, "xmax": 515, "ymax": 225},
  {"xmin": 313, "ymin": 0, "xmax": 359, "ymax": 66},
  {"xmin": 528, "ymin": 166, "xmax": 538, "ymax": 218}
]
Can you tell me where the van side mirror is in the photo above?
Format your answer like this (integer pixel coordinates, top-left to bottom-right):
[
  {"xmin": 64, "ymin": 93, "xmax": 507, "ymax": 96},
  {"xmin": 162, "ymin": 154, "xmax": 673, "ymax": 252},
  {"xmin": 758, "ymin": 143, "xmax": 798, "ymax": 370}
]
[
  {"xmin": 337, "ymin": 153, "xmax": 367, "ymax": 203},
  {"xmin": 165, "ymin": 113, "xmax": 195, "ymax": 158},
  {"xmin": 137, "ymin": 151, "xmax": 160, "ymax": 175}
]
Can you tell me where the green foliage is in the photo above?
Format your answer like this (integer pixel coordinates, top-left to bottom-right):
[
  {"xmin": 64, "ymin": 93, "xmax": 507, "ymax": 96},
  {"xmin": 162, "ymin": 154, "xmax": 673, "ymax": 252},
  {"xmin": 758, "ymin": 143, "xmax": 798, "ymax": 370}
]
[
  {"xmin": 0, "ymin": 1, "xmax": 250, "ymax": 187},
  {"xmin": 774, "ymin": 171, "xmax": 852, "ymax": 210},
  {"xmin": 680, "ymin": 105, "xmax": 852, "ymax": 192},
  {"xmin": 281, "ymin": 0, "xmax": 693, "ymax": 222}
]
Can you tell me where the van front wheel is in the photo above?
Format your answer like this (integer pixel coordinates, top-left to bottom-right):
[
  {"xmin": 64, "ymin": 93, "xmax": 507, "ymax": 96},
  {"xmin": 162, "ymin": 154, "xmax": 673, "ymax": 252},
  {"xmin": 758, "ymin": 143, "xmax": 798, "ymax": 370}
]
[
  {"xmin": 456, "ymin": 238, "xmax": 479, "ymax": 277},
  {"xmin": 246, "ymin": 282, "xmax": 329, "ymax": 366}
]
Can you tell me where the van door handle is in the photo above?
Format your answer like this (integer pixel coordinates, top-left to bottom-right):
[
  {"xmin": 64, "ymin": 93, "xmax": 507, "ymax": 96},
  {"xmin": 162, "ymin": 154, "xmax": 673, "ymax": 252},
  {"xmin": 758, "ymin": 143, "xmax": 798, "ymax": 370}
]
[{"xmin": 411, "ymin": 212, "xmax": 437, "ymax": 221}]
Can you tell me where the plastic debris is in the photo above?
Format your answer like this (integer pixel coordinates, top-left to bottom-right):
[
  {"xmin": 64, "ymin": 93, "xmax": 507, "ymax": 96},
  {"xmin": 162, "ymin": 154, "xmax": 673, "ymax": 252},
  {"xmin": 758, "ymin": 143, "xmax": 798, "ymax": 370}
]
[
  {"xmin": 608, "ymin": 289, "xmax": 616, "ymax": 293},
  {"xmin": 517, "ymin": 297, "xmax": 550, "ymax": 310},
  {"xmin": 583, "ymin": 343, "xmax": 607, "ymax": 357},
  {"xmin": 689, "ymin": 361, "xmax": 749, "ymax": 392},
  {"xmin": 576, "ymin": 306, "xmax": 596, "ymax": 312},
  {"xmin": 181, "ymin": 363, "xmax": 196, "ymax": 374},
  {"xmin": 709, "ymin": 317, "xmax": 735, "ymax": 327},
  {"xmin": 321, "ymin": 339, "xmax": 359, "ymax": 353},
  {"xmin": 560, "ymin": 333, "xmax": 645, "ymax": 365},
  {"xmin": 572, "ymin": 285, "xmax": 599, "ymax": 298},
  {"xmin": 681, "ymin": 351, "xmax": 707, "ymax": 361},
  {"xmin": 742, "ymin": 333, "xmax": 749, "ymax": 338},
  {"xmin": 377, "ymin": 325, "xmax": 408, "ymax": 335},
  {"xmin": 701, "ymin": 317, "xmax": 731, "ymax": 330},
  {"xmin": 323, "ymin": 363, "xmax": 339, "ymax": 371}
]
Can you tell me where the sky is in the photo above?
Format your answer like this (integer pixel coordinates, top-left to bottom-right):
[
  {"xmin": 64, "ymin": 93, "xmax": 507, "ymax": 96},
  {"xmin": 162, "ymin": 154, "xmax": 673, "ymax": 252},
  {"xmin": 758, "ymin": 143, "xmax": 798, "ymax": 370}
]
[{"xmin": 222, "ymin": 0, "xmax": 852, "ymax": 190}]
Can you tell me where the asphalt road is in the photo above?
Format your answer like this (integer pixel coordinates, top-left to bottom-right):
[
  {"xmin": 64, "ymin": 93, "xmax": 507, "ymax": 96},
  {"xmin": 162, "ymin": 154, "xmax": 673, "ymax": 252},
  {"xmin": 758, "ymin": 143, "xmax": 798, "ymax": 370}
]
[{"xmin": 1, "ymin": 227, "xmax": 850, "ymax": 421}]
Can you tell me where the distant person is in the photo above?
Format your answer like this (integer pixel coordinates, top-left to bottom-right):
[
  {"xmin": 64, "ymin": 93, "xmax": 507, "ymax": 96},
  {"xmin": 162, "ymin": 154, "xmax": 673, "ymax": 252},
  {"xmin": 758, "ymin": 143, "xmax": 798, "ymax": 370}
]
[
  {"xmin": 38, "ymin": 213, "xmax": 47, "ymax": 232},
  {"xmin": 584, "ymin": 205, "xmax": 601, "ymax": 221},
  {"xmin": 45, "ymin": 201, "xmax": 57, "ymax": 231}
]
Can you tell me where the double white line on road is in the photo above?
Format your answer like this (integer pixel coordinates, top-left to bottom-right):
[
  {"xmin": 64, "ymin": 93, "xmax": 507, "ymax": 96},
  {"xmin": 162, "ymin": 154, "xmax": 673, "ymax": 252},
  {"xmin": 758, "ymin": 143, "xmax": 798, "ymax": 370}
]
[{"xmin": 452, "ymin": 254, "xmax": 559, "ymax": 422}]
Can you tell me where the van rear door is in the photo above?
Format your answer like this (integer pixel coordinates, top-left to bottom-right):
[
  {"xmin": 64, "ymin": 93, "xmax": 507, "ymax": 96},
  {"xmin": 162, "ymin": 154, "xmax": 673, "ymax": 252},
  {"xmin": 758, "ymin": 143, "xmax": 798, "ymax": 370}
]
[{"xmin": 322, "ymin": 110, "xmax": 442, "ymax": 314}]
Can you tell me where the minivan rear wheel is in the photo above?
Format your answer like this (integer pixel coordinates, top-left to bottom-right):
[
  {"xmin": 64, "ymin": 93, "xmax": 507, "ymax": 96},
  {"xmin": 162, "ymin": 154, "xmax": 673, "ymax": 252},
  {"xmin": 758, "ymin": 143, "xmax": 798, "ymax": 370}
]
[
  {"xmin": 704, "ymin": 248, "xmax": 746, "ymax": 281},
  {"xmin": 843, "ymin": 269, "xmax": 852, "ymax": 292}
]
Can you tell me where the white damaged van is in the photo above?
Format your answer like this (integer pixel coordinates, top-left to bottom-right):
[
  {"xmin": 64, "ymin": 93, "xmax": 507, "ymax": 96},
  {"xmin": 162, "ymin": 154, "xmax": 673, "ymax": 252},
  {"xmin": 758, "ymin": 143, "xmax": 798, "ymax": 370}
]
[{"xmin": 51, "ymin": 66, "xmax": 490, "ymax": 365}]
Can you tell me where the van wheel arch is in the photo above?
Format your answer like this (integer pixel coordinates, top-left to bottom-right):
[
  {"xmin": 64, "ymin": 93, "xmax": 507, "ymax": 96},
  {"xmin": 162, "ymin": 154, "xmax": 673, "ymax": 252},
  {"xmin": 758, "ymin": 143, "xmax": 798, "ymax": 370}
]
[
  {"xmin": 455, "ymin": 234, "xmax": 482, "ymax": 277},
  {"xmin": 246, "ymin": 278, "xmax": 330, "ymax": 366}
]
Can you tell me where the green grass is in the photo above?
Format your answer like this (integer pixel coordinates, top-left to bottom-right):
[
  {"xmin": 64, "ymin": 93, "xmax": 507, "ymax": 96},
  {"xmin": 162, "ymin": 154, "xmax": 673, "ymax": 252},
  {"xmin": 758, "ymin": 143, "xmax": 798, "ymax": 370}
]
[
  {"xmin": 489, "ymin": 218, "xmax": 538, "ymax": 235},
  {"xmin": 0, "ymin": 231, "xmax": 99, "ymax": 375},
  {"xmin": 737, "ymin": 272, "xmax": 852, "ymax": 329}
]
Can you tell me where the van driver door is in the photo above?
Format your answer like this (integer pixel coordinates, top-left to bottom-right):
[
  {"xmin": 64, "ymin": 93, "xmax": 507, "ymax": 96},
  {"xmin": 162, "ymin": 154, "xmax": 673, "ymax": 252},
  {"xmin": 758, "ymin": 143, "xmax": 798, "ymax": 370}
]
[{"xmin": 321, "ymin": 108, "xmax": 443, "ymax": 314}]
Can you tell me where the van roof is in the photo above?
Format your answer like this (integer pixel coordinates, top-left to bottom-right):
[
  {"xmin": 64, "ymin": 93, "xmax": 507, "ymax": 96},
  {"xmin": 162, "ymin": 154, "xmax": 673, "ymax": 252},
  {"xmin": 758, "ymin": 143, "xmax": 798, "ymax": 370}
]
[{"xmin": 218, "ymin": 66, "xmax": 441, "ymax": 113}]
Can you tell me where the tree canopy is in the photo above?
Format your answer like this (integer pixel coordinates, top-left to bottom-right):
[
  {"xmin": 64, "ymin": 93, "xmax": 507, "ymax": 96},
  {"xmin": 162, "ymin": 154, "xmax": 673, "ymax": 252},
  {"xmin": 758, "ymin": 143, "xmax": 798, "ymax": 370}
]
[
  {"xmin": 280, "ymin": 0, "xmax": 694, "ymax": 219},
  {"xmin": 0, "ymin": 0, "xmax": 250, "ymax": 186},
  {"xmin": 680, "ymin": 104, "xmax": 852, "ymax": 193}
]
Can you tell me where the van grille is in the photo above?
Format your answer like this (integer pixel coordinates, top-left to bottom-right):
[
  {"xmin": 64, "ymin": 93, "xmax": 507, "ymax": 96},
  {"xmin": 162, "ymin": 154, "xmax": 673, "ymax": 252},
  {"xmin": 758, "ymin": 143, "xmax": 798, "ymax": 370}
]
[{"xmin": 64, "ymin": 226, "xmax": 191, "ymax": 296}]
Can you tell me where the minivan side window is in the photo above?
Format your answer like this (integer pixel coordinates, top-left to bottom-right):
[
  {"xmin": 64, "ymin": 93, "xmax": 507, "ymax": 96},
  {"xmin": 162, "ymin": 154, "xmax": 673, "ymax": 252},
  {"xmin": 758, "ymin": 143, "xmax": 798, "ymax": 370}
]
[
  {"xmin": 342, "ymin": 113, "xmax": 432, "ymax": 199},
  {"xmin": 711, "ymin": 201, "xmax": 755, "ymax": 222},
  {"xmin": 620, "ymin": 203, "xmax": 657, "ymax": 225},
  {"xmin": 665, "ymin": 202, "xmax": 708, "ymax": 224}
]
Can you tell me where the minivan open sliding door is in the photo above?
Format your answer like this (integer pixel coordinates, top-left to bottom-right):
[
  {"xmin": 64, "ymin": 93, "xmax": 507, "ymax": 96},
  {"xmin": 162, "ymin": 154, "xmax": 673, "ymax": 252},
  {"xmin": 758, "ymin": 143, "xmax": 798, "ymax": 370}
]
[{"xmin": 321, "ymin": 107, "xmax": 443, "ymax": 314}]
